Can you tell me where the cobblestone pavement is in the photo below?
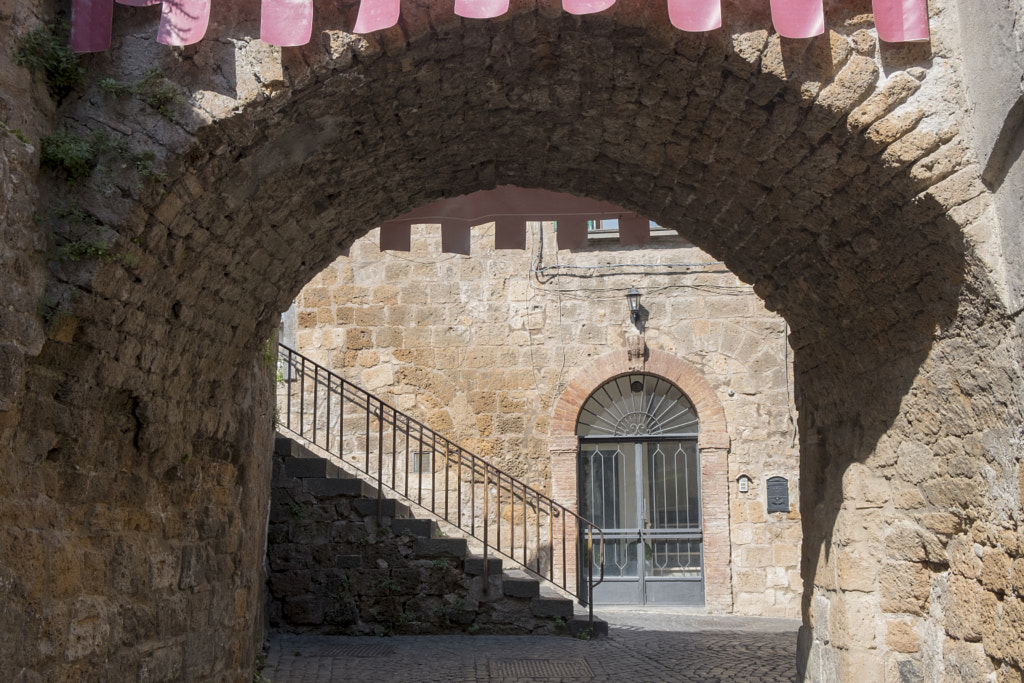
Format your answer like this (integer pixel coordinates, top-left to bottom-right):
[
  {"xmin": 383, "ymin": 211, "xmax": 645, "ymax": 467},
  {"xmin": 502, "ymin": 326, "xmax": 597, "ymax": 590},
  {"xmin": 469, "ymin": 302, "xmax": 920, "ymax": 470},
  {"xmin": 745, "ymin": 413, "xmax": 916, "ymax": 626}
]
[{"xmin": 262, "ymin": 609, "xmax": 801, "ymax": 682}]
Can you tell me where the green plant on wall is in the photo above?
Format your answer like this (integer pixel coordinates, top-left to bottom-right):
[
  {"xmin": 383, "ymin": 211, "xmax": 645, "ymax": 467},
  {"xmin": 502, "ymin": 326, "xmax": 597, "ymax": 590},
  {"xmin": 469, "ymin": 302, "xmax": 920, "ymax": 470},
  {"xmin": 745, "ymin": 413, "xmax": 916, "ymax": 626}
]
[
  {"xmin": 99, "ymin": 68, "xmax": 182, "ymax": 119},
  {"xmin": 41, "ymin": 131, "xmax": 96, "ymax": 181},
  {"xmin": 1, "ymin": 122, "xmax": 30, "ymax": 146},
  {"xmin": 45, "ymin": 204, "xmax": 140, "ymax": 269},
  {"xmin": 37, "ymin": 297, "xmax": 72, "ymax": 328},
  {"xmin": 54, "ymin": 204, "xmax": 101, "ymax": 227},
  {"xmin": 262, "ymin": 336, "xmax": 278, "ymax": 370},
  {"xmin": 40, "ymin": 129, "xmax": 167, "ymax": 187},
  {"xmin": 286, "ymin": 500, "xmax": 306, "ymax": 520},
  {"xmin": 58, "ymin": 239, "xmax": 136, "ymax": 266},
  {"xmin": 14, "ymin": 20, "xmax": 84, "ymax": 101},
  {"xmin": 93, "ymin": 130, "xmax": 168, "ymax": 184}
]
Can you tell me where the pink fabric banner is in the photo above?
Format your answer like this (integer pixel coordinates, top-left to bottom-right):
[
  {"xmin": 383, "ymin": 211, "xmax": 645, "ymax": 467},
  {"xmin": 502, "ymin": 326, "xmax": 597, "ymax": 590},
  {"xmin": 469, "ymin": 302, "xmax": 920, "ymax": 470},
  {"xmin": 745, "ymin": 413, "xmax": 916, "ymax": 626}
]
[
  {"xmin": 556, "ymin": 217, "xmax": 589, "ymax": 250},
  {"xmin": 667, "ymin": 0, "xmax": 721, "ymax": 32},
  {"xmin": 494, "ymin": 217, "xmax": 527, "ymax": 250},
  {"xmin": 74, "ymin": 0, "xmax": 931, "ymax": 53},
  {"xmin": 873, "ymin": 0, "xmax": 929, "ymax": 43},
  {"xmin": 441, "ymin": 223, "xmax": 472, "ymax": 255},
  {"xmin": 71, "ymin": 0, "xmax": 115, "ymax": 53},
  {"xmin": 562, "ymin": 0, "xmax": 616, "ymax": 16},
  {"xmin": 619, "ymin": 215, "xmax": 651, "ymax": 246},
  {"xmin": 379, "ymin": 222, "xmax": 411, "ymax": 251},
  {"xmin": 353, "ymin": 0, "xmax": 401, "ymax": 33},
  {"xmin": 454, "ymin": 0, "xmax": 510, "ymax": 20},
  {"xmin": 261, "ymin": 0, "xmax": 314, "ymax": 46},
  {"xmin": 769, "ymin": 0, "xmax": 824, "ymax": 39},
  {"xmin": 157, "ymin": 0, "xmax": 211, "ymax": 46}
]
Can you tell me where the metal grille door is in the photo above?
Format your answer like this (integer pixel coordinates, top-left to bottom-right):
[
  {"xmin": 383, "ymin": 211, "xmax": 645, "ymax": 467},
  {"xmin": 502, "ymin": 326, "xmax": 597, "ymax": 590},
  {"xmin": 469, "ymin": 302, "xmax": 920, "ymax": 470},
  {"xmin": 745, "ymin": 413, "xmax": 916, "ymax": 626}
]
[{"xmin": 577, "ymin": 375, "xmax": 703, "ymax": 606}]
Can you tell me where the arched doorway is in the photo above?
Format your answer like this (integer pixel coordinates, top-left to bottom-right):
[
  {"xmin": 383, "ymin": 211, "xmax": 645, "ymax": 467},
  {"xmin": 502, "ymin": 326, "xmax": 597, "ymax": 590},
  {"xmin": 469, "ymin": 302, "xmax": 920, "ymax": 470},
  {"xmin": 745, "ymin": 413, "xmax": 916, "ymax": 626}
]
[
  {"xmin": 551, "ymin": 350, "xmax": 732, "ymax": 612},
  {"xmin": 578, "ymin": 374, "xmax": 703, "ymax": 605}
]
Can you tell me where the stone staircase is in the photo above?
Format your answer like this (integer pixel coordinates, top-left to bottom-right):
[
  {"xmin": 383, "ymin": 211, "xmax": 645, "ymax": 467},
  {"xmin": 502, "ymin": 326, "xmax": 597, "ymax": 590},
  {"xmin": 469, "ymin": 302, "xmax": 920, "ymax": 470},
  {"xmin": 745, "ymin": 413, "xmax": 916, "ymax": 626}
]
[{"xmin": 267, "ymin": 436, "xmax": 607, "ymax": 637}]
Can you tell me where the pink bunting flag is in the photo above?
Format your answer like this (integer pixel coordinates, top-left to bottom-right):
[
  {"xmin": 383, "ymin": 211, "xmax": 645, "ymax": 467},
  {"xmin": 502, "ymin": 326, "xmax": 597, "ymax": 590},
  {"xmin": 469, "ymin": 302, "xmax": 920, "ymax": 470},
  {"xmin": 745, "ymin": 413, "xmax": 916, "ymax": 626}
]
[
  {"xmin": 379, "ymin": 222, "xmax": 411, "ymax": 252},
  {"xmin": 441, "ymin": 223, "xmax": 472, "ymax": 255},
  {"xmin": 157, "ymin": 0, "xmax": 211, "ymax": 46},
  {"xmin": 261, "ymin": 0, "xmax": 314, "ymax": 46},
  {"xmin": 556, "ymin": 217, "xmax": 589, "ymax": 250},
  {"xmin": 667, "ymin": 0, "xmax": 721, "ymax": 32},
  {"xmin": 873, "ymin": 0, "xmax": 929, "ymax": 43},
  {"xmin": 494, "ymin": 217, "xmax": 526, "ymax": 250},
  {"xmin": 619, "ymin": 215, "xmax": 651, "ymax": 246},
  {"xmin": 353, "ymin": 0, "xmax": 401, "ymax": 33},
  {"xmin": 454, "ymin": 0, "xmax": 510, "ymax": 20},
  {"xmin": 562, "ymin": 0, "xmax": 616, "ymax": 16},
  {"xmin": 115, "ymin": 0, "xmax": 160, "ymax": 6},
  {"xmin": 71, "ymin": 0, "xmax": 115, "ymax": 53},
  {"xmin": 769, "ymin": 0, "xmax": 824, "ymax": 39}
]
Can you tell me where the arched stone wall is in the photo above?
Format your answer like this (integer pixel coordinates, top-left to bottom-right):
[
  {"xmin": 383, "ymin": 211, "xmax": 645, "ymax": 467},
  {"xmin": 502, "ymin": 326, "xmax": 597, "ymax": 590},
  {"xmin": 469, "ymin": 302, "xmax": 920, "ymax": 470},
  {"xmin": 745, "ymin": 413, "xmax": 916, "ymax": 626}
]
[
  {"xmin": 0, "ymin": 0, "xmax": 1021, "ymax": 680},
  {"xmin": 549, "ymin": 349, "xmax": 733, "ymax": 611}
]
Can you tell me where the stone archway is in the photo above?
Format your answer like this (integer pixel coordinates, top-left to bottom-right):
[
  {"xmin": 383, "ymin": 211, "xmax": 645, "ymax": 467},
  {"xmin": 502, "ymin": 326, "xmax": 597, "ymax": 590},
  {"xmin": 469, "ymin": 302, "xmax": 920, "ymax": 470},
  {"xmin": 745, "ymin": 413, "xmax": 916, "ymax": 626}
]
[
  {"xmin": 550, "ymin": 349, "xmax": 733, "ymax": 611},
  {"xmin": 2, "ymin": 1, "xmax": 1022, "ymax": 680}
]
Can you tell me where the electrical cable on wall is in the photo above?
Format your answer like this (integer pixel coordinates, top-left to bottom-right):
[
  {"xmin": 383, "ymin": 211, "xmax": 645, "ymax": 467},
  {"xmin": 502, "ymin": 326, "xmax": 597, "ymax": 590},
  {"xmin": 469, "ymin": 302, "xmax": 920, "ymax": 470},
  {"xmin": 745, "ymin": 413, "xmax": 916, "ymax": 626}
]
[{"xmin": 526, "ymin": 222, "xmax": 754, "ymax": 299}]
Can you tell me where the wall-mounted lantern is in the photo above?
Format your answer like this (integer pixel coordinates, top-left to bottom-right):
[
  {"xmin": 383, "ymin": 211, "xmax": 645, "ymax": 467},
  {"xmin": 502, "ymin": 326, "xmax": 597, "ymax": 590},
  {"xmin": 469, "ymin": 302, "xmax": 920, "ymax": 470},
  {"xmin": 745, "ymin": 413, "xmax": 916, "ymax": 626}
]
[
  {"xmin": 626, "ymin": 287, "xmax": 642, "ymax": 327},
  {"xmin": 737, "ymin": 474, "xmax": 752, "ymax": 494}
]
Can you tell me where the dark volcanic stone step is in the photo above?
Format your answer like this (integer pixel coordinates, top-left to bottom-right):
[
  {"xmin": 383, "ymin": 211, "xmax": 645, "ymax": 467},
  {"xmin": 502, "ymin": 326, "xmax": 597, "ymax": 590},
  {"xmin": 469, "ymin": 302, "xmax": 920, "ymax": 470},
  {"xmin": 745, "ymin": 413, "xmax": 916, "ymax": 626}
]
[
  {"xmin": 412, "ymin": 537, "xmax": 468, "ymax": 558},
  {"xmin": 502, "ymin": 576, "xmax": 540, "ymax": 598},
  {"xmin": 530, "ymin": 597, "xmax": 574, "ymax": 619},
  {"xmin": 463, "ymin": 556, "xmax": 503, "ymax": 576},
  {"xmin": 304, "ymin": 477, "xmax": 374, "ymax": 498},
  {"xmin": 352, "ymin": 498, "xmax": 408, "ymax": 518},
  {"xmin": 391, "ymin": 518, "xmax": 435, "ymax": 537},
  {"xmin": 285, "ymin": 457, "xmax": 343, "ymax": 479}
]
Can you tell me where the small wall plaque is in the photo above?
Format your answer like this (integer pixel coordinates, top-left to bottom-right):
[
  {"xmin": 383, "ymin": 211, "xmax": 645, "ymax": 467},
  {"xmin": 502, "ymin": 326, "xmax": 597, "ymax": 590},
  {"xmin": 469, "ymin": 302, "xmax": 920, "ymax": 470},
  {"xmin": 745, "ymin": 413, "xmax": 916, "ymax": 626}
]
[{"xmin": 766, "ymin": 476, "xmax": 789, "ymax": 513}]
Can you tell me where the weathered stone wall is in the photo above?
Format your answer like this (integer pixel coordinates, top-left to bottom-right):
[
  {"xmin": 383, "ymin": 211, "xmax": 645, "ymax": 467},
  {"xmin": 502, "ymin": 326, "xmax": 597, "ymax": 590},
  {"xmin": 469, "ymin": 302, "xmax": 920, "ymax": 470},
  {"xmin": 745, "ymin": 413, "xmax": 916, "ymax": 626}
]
[
  {"xmin": 0, "ymin": 0, "xmax": 1020, "ymax": 680},
  {"xmin": 291, "ymin": 224, "xmax": 802, "ymax": 617},
  {"xmin": 0, "ymin": 0, "xmax": 51, "ymax": 418},
  {"xmin": 1, "ymin": 4, "xmax": 274, "ymax": 680}
]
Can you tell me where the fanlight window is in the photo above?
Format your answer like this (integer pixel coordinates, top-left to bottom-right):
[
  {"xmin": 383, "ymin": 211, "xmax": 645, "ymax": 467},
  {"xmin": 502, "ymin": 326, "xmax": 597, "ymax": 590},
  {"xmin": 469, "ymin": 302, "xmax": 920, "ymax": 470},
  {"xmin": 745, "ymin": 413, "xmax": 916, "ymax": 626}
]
[{"xmin": 576, "ymin": 375, "xmax": 698, "ymax": 438}]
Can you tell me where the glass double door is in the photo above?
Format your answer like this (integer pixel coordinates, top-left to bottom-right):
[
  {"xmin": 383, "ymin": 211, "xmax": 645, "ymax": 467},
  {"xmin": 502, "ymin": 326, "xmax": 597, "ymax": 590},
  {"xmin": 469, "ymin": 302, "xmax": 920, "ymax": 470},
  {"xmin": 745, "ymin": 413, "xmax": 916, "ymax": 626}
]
[{"xmin": 579, "ymin": 440, "xmax": 704, "ymax": 605}]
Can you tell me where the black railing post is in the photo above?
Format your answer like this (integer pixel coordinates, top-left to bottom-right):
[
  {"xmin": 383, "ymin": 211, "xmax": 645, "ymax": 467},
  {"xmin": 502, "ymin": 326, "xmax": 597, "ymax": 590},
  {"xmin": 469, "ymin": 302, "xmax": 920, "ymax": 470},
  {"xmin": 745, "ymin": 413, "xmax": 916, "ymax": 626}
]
[
  {"xmin": 298, "ymin": 354, "xmax": 306, "ymax": 439},
  {"xmin": 364, "ymin": 393, "xmax": 371, "ymax": 475},
  {"xmin": 483, "ymin": 468, "xmax": 489, "ymax": 590},
  {"xmin": 377, "ymin": 398, "xmax": 384, "ymax": 519},
  {"xmin": 325, "ymin": 374, "xmax": 331, "ymax": 453},
  {"xmin": 588, "ymin": 526, "xmax": 594, "ymax": 632}
]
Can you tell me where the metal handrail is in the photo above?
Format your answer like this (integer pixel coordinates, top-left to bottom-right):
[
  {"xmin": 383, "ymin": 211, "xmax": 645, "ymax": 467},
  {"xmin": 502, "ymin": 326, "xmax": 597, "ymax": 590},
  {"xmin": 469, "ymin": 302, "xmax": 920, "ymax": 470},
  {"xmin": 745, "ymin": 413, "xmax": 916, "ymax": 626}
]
[{"xmin": 276, "ymin": 344, "xmax": 605, "ymax": 622}]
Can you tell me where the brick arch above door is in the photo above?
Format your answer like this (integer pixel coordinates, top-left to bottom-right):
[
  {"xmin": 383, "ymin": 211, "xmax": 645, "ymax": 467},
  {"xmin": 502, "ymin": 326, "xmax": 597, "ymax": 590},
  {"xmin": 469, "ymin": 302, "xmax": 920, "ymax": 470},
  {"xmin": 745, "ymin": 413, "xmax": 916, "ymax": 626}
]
[
  {"xmin": 548, "ymin": 348, "xmax": 734, "ymax": 612},
  {"xmin": 549, "ymin": 349, "xmax": 730, "ymax": 453}
]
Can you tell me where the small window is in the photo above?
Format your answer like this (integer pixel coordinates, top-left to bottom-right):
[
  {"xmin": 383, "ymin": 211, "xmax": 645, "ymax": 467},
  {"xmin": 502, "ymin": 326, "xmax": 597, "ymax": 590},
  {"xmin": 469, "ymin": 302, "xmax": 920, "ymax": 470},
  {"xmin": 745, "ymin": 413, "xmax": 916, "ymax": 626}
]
[
  {"xmin": 410, "ymin": 450, "xmax": 433, "ymax": 474},
  {"xmin": 586, "ymin": 219, "xmax": 683, "ymax": 242}
]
